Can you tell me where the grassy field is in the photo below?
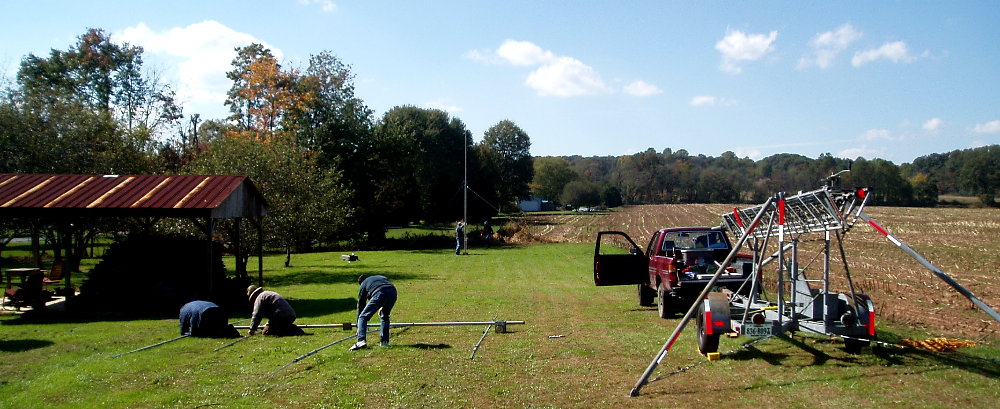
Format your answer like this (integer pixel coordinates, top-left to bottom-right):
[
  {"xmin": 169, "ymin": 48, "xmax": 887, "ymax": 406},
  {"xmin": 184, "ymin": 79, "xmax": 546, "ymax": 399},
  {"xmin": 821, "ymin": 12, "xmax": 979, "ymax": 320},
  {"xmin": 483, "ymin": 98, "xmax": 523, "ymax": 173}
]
[{"xmin": 1, "ymin": 241, "xmax": 998, "ymax": 408}]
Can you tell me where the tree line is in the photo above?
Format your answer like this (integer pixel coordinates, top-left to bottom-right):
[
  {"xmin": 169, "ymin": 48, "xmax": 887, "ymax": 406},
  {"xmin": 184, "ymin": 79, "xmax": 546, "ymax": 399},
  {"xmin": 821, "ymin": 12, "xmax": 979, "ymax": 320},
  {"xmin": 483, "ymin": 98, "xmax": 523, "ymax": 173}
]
[
  {"xmin": 2, "ymin": 29, "xmax": 996, "ymax": 264},
  {"xmin": 0, "ymin": 29, "xmax": 532, "ymax": 261},
  {"xmin": 532, "ymin": 145, "xmax": 1000, "ymax": 209}
]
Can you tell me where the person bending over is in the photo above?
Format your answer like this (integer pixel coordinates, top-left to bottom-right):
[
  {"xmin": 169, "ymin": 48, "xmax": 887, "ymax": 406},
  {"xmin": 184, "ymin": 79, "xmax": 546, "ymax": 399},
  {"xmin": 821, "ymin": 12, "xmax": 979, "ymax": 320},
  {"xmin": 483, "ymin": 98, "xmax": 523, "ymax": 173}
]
[
  {"xmin": 179, "ymin": 300, "xmax": 240, "ymax": 338},
  {"xmin": 351, "ymin": 274, "xmax": 398, "ymax": 350}
]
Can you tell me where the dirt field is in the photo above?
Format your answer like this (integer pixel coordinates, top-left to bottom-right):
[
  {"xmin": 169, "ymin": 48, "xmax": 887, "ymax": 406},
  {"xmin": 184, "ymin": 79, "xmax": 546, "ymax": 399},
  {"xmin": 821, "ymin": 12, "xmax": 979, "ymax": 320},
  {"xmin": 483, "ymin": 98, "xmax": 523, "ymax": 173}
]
[{"xmin": 510, "ymin": 204, "xmax": 1000, "ymax": 341}]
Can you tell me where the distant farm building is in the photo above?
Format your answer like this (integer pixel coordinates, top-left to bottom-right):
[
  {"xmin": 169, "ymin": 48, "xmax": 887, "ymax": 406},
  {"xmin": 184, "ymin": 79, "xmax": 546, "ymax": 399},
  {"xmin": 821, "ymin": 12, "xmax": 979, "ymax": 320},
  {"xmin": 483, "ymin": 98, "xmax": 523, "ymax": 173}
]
[{"xmin": 518, "ymin": 196, "xmax": 555, "ymax": 212}]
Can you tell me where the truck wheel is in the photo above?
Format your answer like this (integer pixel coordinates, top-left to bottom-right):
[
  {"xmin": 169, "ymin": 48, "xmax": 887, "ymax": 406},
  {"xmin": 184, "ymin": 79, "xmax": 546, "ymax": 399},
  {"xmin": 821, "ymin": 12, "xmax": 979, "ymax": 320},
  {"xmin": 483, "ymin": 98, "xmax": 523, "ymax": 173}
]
[
  {"xmin": 656, "ymin": 283, "xmax": 671, "ymax": 319},
  {"xmin": 637, "ymin": 284, "xmax": 655, "ymax": 306},
  {"xmin": 697, "ymin": 302, "xmax": 720, "ymax": 355}
]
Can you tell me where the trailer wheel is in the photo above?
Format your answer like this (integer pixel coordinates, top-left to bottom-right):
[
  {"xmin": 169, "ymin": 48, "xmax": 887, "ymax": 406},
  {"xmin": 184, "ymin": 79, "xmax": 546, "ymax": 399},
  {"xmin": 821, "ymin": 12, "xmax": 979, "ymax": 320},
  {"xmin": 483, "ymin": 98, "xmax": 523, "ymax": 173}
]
[
  {"xmin": 638, "ymin": 284, "xmax": 655, "ymax": 306},
  {"xmin": 656, "ymin": 283, "xmax": 672, "ymax": 319},
  {"xmin": 696, "ymin": 301, "xmax": 720, "ymax": 355}
]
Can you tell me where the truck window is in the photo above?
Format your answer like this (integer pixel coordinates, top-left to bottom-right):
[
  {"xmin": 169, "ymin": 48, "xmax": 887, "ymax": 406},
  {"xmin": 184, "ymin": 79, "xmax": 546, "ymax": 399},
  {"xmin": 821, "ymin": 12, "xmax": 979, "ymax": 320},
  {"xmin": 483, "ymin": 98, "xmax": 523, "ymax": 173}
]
[
  {"xmin": 706, "ymin": 232, "xmax": 727, "ymax": 248},
  {"xmin": 693, "ymin": 231, "xmax": 727, "ymax": 249},
  {"xmin": 662, "ymin": 231, "xmax": 728, "ymax": 250},
  {"xmin": 661, "ymin": 239, "xmax": 676, "ymax": 253},
  {"xmin": 646, "ymin": 231, "xmax": 661, "ymax": 256}
]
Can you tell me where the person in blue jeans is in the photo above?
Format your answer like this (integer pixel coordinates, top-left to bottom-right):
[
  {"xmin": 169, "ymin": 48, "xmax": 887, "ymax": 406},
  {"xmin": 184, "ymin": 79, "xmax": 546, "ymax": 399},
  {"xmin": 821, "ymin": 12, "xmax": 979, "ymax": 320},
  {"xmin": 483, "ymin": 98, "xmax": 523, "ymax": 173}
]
[
  {"xmin": 455, "ymin": 220, "xmax": 466, "ymax": 255},
  {"xmin": 351, "ymin": 274, "xmax": 398, "ymax": 350}
]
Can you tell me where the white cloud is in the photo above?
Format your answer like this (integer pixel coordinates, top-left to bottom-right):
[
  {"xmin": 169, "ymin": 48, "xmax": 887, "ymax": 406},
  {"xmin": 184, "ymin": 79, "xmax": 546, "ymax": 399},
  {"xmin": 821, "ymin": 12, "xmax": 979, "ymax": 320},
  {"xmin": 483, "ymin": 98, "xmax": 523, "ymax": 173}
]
[
  {"xmin": 525, "ymin": 56, "xmax": 612, "ymax": 97},
  {"xmin": 734, "ymin": 148, "xmax": 764, "ymax": 160},
  {"xmin": 690, "ymin": 95, "xmax": 736, "ymax": 107},
  {"xmin": 474, "ymin": 39, "xmax": 612, "ymax": 97},
  {"xmin": 972, "ymin": 120, "xmax": 1000, "ymax": 134},
  {"xmin": 851, "ymin": 41, "xmax": 921, "ymax": 67},
  {"xmin": 463, "ymin": 49, "xmax": 494, "ymax": 64},
  {"xmin": 496, "ymin": 39, "xmax": 555, "ymax": 66},
  {"xmin": 798, "ymin": 23, "xmax": 862, "ymax": 69},
  {"xmin": 859, "ymin": 128, "xmax": 900, "ymax": 141},
  {"xmin": 922, "ymin": 117, "xmax": 943, "ymax": 132},
  {"xmin": 715, "ymin": 29, "xmax": 778, "ymax": 74},
  {"xmin": 118, "ymin": 21, "xmax": 281, "ymax": 114},
  {"xmin": 838, "ymin": 144, "xmax": 883, "ymax": 159},
  {"xmin": 691, "ymin": 96, "xmax": 716, "ymax": 106},
  {"xmin": 423, "ymin": 101, "xmax": 463, "ymax": 114},
  {"xmin": 623, "ymin": 80, "xmax": 662, "ymax": 96},
  {"xmin": 299, "ymin": 0, "xmax": 337, "ymax": 12}
]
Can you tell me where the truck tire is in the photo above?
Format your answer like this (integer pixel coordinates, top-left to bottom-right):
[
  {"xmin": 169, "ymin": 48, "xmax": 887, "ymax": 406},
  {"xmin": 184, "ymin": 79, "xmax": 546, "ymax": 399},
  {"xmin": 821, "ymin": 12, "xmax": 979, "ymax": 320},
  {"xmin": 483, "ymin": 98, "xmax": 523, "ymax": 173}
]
[
  {"xmin": 697, "ymin": 301, "xmax": 720, "ymax": 355},
  {"xmin": 637, "ymin": 284, "xmax": 655, "ymax": 306},
  {"xmin": 656, "ymin": 283, "xmax": 671, "ymax": 319}
]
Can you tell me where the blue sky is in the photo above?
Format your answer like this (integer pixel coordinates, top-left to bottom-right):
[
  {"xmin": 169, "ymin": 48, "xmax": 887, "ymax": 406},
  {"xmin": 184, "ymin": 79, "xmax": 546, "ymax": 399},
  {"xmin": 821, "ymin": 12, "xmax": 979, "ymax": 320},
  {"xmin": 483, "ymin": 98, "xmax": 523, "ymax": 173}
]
[{"xmin": 2, "ymin": 1, "xmax": 998, "ymax": 164}]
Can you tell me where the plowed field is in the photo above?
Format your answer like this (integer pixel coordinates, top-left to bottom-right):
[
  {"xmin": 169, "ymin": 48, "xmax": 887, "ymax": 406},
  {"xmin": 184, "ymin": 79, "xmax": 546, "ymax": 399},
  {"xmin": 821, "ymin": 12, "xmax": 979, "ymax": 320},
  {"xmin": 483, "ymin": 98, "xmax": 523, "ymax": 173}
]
[{"xmin": 511, "ymin": 205, "xmax": 1000, "ymax": 340}]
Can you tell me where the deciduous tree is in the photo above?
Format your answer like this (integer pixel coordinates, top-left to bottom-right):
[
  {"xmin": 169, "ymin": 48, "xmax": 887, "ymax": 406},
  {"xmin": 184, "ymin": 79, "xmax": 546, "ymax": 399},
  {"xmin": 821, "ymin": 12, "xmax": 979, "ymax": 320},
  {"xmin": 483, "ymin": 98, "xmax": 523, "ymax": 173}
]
[
  {"xmin": 531, "ymin": 157, "xmax": 578, "ymax": 203},
  {"xmin": 480, "ymin": 120, "xmax": 533, "ymax": 211},
  {"xmin": 187, "ymin": 135, "xmax": 352, "ymax": 267}
]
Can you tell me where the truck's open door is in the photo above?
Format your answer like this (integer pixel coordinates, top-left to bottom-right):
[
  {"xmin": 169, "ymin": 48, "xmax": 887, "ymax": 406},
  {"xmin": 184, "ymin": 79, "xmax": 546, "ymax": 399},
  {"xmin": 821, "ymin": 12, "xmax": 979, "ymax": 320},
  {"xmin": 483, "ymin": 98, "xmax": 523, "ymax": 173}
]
[{"xmin": 594, "ymin": 231, "xmax": 648, "ymax": 286}]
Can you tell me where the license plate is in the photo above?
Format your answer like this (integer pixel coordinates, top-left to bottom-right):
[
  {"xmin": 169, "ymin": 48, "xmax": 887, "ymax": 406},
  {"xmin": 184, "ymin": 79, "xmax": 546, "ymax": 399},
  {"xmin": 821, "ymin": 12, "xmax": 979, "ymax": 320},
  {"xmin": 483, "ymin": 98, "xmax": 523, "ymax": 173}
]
[{"xmin": 741, "ymin": 324, "xmax": 772, "ymax": 337}]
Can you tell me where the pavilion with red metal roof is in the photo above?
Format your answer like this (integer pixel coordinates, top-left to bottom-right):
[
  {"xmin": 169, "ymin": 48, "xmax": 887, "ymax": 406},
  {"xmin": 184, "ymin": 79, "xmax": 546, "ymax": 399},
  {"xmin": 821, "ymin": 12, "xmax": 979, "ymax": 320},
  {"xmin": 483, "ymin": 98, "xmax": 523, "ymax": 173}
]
[{"xmin": 0, "ymin": 173, "xmax": 268, "ymax": 305}]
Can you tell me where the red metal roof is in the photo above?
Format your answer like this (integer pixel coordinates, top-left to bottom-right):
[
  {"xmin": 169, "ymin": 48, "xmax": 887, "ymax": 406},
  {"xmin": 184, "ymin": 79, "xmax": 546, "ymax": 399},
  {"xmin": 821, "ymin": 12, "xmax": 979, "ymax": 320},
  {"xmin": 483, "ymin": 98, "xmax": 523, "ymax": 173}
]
[{"xmin": 0, "ymin": 174, "xmax": 266, "ymax": 219}]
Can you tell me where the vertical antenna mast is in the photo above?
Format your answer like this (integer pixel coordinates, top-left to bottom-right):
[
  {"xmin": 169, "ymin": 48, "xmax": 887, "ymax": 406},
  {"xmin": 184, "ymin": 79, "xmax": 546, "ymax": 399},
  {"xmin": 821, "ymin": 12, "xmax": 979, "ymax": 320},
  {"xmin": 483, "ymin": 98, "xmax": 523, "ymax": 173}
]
[{"xmin": 463, "ymin": 134, "xmax": 469, "ymax": 254}]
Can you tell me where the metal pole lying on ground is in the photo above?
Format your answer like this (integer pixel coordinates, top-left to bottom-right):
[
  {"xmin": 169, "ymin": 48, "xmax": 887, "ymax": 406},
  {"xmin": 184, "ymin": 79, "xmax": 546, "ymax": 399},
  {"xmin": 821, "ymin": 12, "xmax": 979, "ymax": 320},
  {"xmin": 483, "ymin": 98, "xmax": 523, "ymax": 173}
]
[
  {"xmin": 213, "ymin": 336, "xmax": 248, "ymax": 352},
  {"xmin": 211, "ymin": 319, "xmax": 253, "ymax": 351},
  {"xmin": 629, "ymin": 197, "xmax": 773, "ymax": 397},
  {"xmin": 234, "ymin": 320, "xmax": 524, "ymax": 330},
  {"xmin": 469, "ymin": 321, "xmax": 494, "ymax": 359},
  {"xmin": 268, "ymin": 333, "xmax": 358, "ymax": 377},
  {"xmin": 267, "ymin": 320, "xmax": 523, "ymax": 375},
  {"xmin": 111, "ymin": 334, "xmax": 189, "ymax": 358},
  {"xmin": 113, "ymin": 319, "xmax": 250, "ymax": 358}
]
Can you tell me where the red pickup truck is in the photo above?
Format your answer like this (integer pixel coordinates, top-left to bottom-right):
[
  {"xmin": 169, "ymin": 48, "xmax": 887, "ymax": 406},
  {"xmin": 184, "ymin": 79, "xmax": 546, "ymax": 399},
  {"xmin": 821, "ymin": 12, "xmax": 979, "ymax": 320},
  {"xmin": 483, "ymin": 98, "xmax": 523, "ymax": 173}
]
[{"xmin": 594, "ymin": 226, "xmax": 753, "ymax": 318}]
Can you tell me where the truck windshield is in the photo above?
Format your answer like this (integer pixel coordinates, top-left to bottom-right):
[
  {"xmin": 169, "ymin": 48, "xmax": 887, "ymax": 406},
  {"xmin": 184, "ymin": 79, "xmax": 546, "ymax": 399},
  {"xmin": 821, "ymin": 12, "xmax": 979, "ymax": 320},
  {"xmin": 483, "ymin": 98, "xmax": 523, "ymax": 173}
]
[{"xmin": 661, "ymin": 231, "xmax": 727, "ymax": 251}]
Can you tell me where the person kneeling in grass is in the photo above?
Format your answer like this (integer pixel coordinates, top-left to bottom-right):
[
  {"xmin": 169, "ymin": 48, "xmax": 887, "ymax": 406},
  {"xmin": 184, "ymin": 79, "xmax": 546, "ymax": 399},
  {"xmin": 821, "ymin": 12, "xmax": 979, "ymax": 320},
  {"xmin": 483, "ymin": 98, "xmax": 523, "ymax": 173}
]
[
  {"xmin": 179, "ymin": 300, "xmax": 240, "ymax": 338},
  {"xmin": 351, "ymin": 274, "xmax": 398, "ymax": 350},
  {"xmin": 247, "ymin": 285, "xmax": 303, "ymax": 336}
]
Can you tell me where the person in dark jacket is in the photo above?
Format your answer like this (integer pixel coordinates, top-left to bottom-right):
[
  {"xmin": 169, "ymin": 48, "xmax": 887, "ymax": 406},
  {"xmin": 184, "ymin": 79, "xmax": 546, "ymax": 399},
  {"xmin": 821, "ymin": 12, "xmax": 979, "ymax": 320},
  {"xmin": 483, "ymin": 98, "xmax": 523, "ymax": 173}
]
[
  {"xmin": 455, "ymin": 220, "xmax": 466, "ymax": 255},
  {"xmin": 179, "ymin": 300, "xmax": 240, "ymax": 338},
  {"xmin": 482, "ymin": 221, "xmax": 494, "ymax": 247},
  {"xmin": 247, "ymin": 285, "xmax": 303, "ymax": 336},
  {"xmin": 351, "ymin": 274, "xmax": 398, "ymax": 350}
]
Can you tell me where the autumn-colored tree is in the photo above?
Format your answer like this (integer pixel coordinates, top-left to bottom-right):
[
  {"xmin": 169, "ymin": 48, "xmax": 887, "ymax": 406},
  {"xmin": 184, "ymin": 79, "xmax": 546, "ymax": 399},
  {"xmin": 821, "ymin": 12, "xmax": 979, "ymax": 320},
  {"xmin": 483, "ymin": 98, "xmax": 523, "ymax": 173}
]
[{"xmin": 225, "ymin": 44, "xmax": 310, "ymax": 142}]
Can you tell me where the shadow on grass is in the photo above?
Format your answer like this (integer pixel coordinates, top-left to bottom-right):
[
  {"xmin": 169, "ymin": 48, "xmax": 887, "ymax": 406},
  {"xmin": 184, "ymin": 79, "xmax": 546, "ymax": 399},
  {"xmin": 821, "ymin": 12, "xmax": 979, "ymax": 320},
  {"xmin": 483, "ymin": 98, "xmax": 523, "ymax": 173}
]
[
  {"xmin": 289, "ymin": 297, "xmax": 356, "ymax": 318},
  {"xmin": 869, "ymin": 341, "xmax": 1000, "ymax": 379},
  {"xmin": 0, "ymin": 311, "xmax": 171, "ymax": 325},
  {"xmin": 262, "ymin": 269, "xmax": 360, "ymax": 286},
  {"xmin": 263, "ymin": 269, "xmax": 431, "ymax": 287},
  {"xmin": 406, "ymin": 343, "xmax": 451, "ymax": 350},
  {"xmin": 0, "ymin": 338, "xmax": 54, "ymax": 352},
  {"xmin": 403, "ymin": 244, "xmax": 523, "ymax": 256},
  {"xmin": 650, "ymin": 330, "xmax": 1000, "ymax": 396},
  {"xmin": 645, "ymin": 362, "xmax": 945, "ymax": 398}
]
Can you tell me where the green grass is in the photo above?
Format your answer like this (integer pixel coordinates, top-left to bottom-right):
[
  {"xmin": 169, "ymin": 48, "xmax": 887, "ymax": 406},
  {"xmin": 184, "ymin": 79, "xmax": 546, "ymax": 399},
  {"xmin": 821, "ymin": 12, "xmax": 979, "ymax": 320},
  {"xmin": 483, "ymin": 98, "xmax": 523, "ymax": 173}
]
[{"xmin": 1, "ymin": 243, "xmax": 997, "ymax": 408}]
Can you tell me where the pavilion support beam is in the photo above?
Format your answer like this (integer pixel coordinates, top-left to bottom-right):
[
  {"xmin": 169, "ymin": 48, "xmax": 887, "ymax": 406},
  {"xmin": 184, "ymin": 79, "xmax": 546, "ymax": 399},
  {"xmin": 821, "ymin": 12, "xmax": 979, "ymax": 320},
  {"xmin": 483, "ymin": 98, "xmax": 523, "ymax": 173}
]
[
  {"xmin": 249, "ymin": 216, "xmax": 264, "ymax": 287},
  {"xmin": 234, "ymin": 217, "xmax": 244, "ymax": 279}
]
